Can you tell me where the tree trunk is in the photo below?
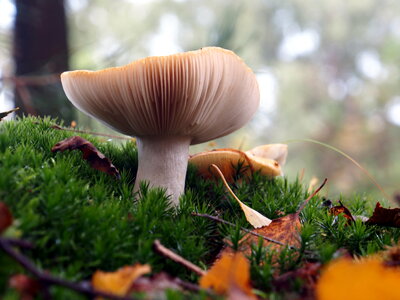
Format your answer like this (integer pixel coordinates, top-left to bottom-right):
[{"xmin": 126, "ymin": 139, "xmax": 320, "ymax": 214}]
[{"xmin": 13, "ymin": 0, "xmax": 73, "ymax": 121}]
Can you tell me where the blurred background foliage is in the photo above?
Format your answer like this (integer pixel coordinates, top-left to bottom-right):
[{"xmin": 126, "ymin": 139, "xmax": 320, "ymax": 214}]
[{"xmin": 0, "ymin": 0, "xmax": 399, "ymax": 200}]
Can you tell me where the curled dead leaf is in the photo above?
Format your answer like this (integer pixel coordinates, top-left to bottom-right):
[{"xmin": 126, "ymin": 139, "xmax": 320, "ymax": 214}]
[
  {"xmin": 0, "ymin": 202, "xmax": 13, "ymax": 234},
  {"xmin": 52, "ymin": 136, "xmax": 120, "ymax": 179},
  {"xmin": 92, "ymin": 264, "xmax": 151, "ymax": 296},
  {"xmin": 365, "ymin": 202, "xmax": 400, "ymax": 228},
  {"xmin": 329, "ymin": 201, "xmax": 355, "ymax": 224},
  {"xmin": 199, "ymin": 251, "xmax": 256, "ymax": 299}
]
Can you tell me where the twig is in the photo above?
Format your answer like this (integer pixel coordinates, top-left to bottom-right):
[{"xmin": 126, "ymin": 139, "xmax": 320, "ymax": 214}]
[
  {"xmin": 2, "ymin": 237, "xmax": 34, "ymax": 249},
  {"xmin": 0, "ymin": 237, "xmax": 137, "ymax": 300},
  {"xmin": 191, "ymin": 212, "xmax": 296, "ymax": 249},
  {"xmin": 153, "ymin": 240, "xmax": 206, "ymax": 276}
]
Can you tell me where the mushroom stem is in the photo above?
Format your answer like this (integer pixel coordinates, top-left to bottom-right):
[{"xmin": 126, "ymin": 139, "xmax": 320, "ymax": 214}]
[{"xmin": 134, "ymin": 136, "xmax": 191, "ymax": 207}]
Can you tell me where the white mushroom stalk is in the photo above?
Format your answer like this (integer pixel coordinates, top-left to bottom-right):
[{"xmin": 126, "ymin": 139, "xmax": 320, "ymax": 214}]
[{"xmin": 60, "ymin": 47, "xmax": 260, "ymax": 206}]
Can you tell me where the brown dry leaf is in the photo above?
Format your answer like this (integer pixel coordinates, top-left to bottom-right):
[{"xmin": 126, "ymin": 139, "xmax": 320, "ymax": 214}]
[
  {"xmin": 92, "ymin": 264, "xmax": 151, "ymax": 296},
  {"xmin": 236, "ymin": 213, "xmax": 301, "ymax": 258},
  {"xmin": 52, "ymin": 136, "xmax": 120, "ymax": 179},
  {"xmin": 316, "ymin": 257, "xmax": 400, "ymax": 300},
  {"xmin": 9, "ymin": 274, "xmax": 40, "ymax": 300},
  {"xmin": 0, "ymin": 107, "xmax": 19, "ymax": 121},
  {"xmin": 329, "ymin": 201, "xmax": 355, "ymax": 223},
  {"xmin": 211, "ymin": 164, "xmax": 271, "ymax": 228},
  {"xmin": 199, "ymin": 251, "xmax": 256, "ymax": 299},
  {"xmin": 0, "ymin": 202, "xmax": 13, "ymax": 234},
  {"xmin": 365, "ymin": 202, "xmax": 400, "ymax": 228}
]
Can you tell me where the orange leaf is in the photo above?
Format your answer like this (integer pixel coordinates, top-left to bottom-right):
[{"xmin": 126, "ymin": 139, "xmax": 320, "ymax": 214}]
[
  {"xmin": 316, "ymin": 258, "xmax": 400, "ymax": 300},
  {"xmin": 52, "ymin": 136, "xmax": 120, "ymax": 179},
  {"xmin": 92, "ymin": 264, "xmax": 151, "ymax": 296},
  {"xmin": 199, "ymin": 251, "xmax": 256, "ymax": 298},
  {"xmin": 0, "ymin": 202, "xmax": 13, "ymax": 234},
  {"xmin": 234, "ymin": 213, "xmax": 301, "ymax": 259}
]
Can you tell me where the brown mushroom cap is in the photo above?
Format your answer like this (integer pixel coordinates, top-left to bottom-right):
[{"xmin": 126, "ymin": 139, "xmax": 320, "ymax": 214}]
[
  {"xmin": 189, "ymin": 148, "xmax": 282, "ymax": 182},
  {"xmin": 61, "ymin": 47, "xmax": 259, "ymax": 144}
]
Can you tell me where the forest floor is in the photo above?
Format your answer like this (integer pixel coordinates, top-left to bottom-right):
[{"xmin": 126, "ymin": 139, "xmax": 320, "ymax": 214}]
[{"xmin": 0, "ymin": 116, "xmax": 399, "ymax": 300}]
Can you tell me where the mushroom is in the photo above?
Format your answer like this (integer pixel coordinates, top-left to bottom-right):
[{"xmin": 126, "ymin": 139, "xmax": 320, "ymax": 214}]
[
  {"xmin": 60, "ymin": 47, "xmax": 259, "ymax": 206},
  {"xmin": 189, "ymin": 147, "xmax": 282, "ymax": 183}
]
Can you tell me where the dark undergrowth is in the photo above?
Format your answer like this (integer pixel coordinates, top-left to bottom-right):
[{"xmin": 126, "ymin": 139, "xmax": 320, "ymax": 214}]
[{"xmin": 0, "ymin": 116, "xmax": 398, "ymax": 299}]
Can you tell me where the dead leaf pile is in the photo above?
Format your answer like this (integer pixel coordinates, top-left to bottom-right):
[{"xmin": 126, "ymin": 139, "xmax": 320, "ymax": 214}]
[{"xmin": 52, "ymin": 136, "xmax": 120, "ymax": 179}]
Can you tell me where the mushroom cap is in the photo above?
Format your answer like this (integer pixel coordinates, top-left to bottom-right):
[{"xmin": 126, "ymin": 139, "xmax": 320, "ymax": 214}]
[
  {"xmin": 61, "ymin": 47, "xmax": 259, "ymax": 145},
  {"xmin": 189, "ymin": 148, "xmax": 282, "ymax": 182}
]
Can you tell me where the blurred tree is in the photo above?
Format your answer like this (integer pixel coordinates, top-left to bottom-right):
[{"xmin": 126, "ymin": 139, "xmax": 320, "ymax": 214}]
[{"xmin": 13, "ymin": 0, "xmax": 73, "ymax": 121}]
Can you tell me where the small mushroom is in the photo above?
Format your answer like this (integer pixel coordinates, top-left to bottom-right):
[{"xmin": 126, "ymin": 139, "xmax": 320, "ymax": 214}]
[
  {"xmin": 61, "ymin": 47, "xmax": 259, "ymax": 206},
  {"xmin": 245, "ymin": 143, "xmax": 288, "ymax": 166},
  {"xmin": 189, "ymin": 147, "xmax": 282, "ymax": 182}
]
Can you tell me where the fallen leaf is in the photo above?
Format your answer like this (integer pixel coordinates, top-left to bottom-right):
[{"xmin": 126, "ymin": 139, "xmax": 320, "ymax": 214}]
[
  {"xmin": 245, "ymin": 143, "xmax": 288, "ymax": 166},
  {"xmin": 226, "ymin": 179, "xmax": 327, "ymax": 260},
  {"xmin": 92, "ymin": 264, "xmax": 151, "ymax": 296},
  {"xmin": 9, "ymin": 274, "xmax": 40, "ymax": 300},
  {"xmin": 236, "ymin": 213, "xmax": 301, "ymax": 258},
  {"xmin": 365, "ymin": 202, "xmax": 400, "ymax": 228},
  {"xmin": 211, "ymin": 164, "xmax": 271, "ymax": 228},
  {"xmin": 316, "ymin": 258, "xmax": 400, "ymax": 300},
  {"xmin": 52, "ymin": 136, "xmax": 120, "ymax": 179},
  {"xmin": 199, "ymin": 251, "xmax": 256, "ymax": 298},
  {"xmin": 329, "ymin": 201, "xmax": 355, "ymax": 223},
  {"xmin": 0, "ymin": 107, "xmax": 19, "ymax": 121},
  {"xmin": 0, "ymin": 202, "xmax": 13, "ymax": 234}
]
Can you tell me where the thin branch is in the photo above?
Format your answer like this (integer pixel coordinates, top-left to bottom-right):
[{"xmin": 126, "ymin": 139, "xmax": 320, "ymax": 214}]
[
  {"xmin": 191, "ymin": 212, "xmax": 297, "ymax": 249},
  {"xmin": 2, "ymin": 237, "xmax": 34, "ymax": 249},
  {"xmin": 0, "ymin": 237, "xmax": 137, "ymax": 300},
  {"xmin": 153, "ymin": 240, "xmax": 206, "ymax": 276}
]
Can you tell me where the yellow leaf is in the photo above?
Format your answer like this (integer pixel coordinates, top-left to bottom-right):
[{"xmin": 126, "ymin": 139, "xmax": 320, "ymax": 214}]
[
  {"xmin": 316, "ymin": 258, "xmax": 400, "ymax": 300},
  {"xmin": 211, "ymin": 164, "xmax": 271, "ymax": 228},
  {"xmin": 199, "ymin": 251, "xmax": 256, "ymax": 298},
  {"xmin": 92, "ymin": 264, "xmax": 151, "ymax": 296}
]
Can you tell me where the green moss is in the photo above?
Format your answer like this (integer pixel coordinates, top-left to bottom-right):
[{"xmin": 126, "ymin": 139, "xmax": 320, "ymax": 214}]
[{"xmin": 0, "ymin": 116, "xmax": 398, "ymax": 299}]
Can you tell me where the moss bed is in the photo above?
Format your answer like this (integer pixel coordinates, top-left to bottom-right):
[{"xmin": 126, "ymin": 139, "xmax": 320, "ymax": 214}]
[{"xmin": 0, "ymin": 117, "xmax": 399, "ymax": 299}]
